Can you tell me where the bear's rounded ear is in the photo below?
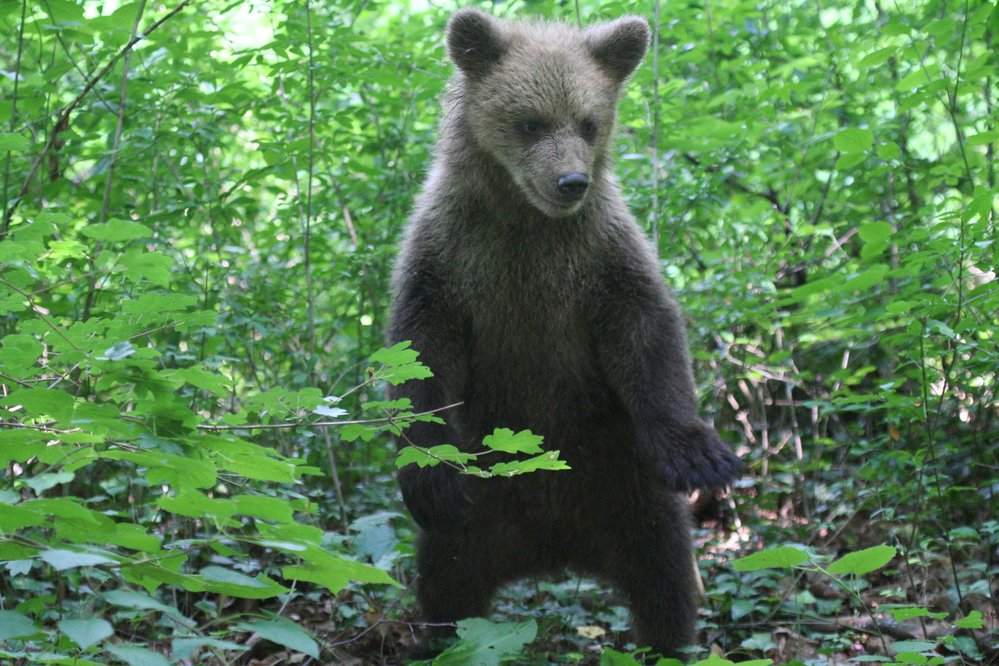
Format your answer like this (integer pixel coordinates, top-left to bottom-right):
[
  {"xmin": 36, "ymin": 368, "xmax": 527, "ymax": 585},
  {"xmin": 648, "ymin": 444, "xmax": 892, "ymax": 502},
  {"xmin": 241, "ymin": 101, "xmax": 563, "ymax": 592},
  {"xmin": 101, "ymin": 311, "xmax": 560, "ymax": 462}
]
[
  {"xmin": 585, "ymin": 16, "xmax": 650, "ymax": 82},
  {"xmin": 446, "ymin": 8, "xmax": 507, "ymax": 77}
]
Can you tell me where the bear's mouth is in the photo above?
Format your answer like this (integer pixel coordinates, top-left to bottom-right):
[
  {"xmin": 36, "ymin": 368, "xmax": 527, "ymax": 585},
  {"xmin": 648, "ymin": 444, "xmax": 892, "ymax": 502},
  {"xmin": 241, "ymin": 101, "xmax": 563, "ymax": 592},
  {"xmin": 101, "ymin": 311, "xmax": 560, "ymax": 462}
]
[{"xmin": 528, "ymin": 183, "xmax": 584, "ymax": 215}]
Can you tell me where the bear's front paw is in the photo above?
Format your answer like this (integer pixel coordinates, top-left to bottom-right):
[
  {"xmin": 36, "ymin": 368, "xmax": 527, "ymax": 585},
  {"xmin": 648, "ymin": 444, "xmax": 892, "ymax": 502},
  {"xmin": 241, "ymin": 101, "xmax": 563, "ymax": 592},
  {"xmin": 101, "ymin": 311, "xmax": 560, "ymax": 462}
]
[
  {"xmin": 647, "ymin": 422, "xmax": 742, "ymax": 492},
  {"xmin": 398, "ymin": 465, "xmax": 472, "ymax": 530}
]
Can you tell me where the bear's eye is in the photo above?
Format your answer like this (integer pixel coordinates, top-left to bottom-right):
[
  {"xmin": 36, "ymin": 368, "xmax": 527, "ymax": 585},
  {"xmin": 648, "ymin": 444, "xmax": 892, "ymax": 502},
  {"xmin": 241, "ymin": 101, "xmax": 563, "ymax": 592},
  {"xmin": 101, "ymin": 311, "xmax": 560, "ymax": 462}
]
[
  {"xmin": 581, "ymin": 118, "xmax": 599, "ymax": 140},
  {"xmin": 520, "ymin": 119, "xmax": 543, "ymax": 136}
]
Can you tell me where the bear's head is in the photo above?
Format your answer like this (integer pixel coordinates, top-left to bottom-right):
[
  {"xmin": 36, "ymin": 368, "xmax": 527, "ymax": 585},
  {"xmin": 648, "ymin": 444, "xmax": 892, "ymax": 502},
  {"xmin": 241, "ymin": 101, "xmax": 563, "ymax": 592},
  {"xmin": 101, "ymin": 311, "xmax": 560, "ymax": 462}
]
[{"xmin": 446, "ymin": 9, "xmax": 650, "ymax": 219}]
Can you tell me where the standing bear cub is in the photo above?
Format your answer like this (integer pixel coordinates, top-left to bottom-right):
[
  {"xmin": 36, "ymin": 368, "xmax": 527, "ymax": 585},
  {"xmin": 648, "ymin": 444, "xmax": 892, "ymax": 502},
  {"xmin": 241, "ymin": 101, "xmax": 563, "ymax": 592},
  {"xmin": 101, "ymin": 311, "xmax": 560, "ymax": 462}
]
[{"xmin": 388, "ymin": 8, "xmax": 741, "ymax": 658}]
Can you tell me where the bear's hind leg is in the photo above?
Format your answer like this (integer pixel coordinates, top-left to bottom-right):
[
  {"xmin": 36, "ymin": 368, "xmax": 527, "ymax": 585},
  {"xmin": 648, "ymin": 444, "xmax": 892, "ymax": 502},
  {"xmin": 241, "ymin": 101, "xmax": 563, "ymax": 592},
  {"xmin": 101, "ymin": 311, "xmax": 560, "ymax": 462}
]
[
  {"xmin": 578, "ymin": 491, "xmax": 698, "ymax": 660},
  {"xmin": 622, "ymin": 493, "xmax": 697, "ymax": 659},
  {"xmin": 415, "ymin": 529, "xmax": 497, "ymax": 624}
]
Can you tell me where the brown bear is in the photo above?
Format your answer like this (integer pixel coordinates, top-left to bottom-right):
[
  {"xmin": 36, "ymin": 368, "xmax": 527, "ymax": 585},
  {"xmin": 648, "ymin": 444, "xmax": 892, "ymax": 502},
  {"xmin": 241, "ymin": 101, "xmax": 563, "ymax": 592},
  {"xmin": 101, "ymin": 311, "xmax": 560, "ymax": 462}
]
[{"xmin": 387, "ymin": 8, "xmax": 740, "ymax": 659}]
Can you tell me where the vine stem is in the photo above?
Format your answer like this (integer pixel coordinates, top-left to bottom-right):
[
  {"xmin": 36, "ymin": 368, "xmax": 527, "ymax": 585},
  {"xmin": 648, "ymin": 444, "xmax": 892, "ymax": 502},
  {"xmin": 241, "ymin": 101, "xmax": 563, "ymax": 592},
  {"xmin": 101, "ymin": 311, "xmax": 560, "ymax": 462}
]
[
  {"xmin": 82, "ymin": 0, "xmax": 148, "ymax": 322},
  {"xmin": 99, "ymin": 0, "xmax": 147, "ymax": 225},
  {"xmin": 650, "ymin": 0, "xmax": 661, "ymax": 253},
  {"xmin": 892, "ymin": 0, "xmax": 973, "ymax": 610},
  {"xmin": 304, "ymin": 0, "xmax": 317, "ymax": 383},
  {"xmin": 0, "ymin": 0, "xmax": 192, "ymax": 233}
]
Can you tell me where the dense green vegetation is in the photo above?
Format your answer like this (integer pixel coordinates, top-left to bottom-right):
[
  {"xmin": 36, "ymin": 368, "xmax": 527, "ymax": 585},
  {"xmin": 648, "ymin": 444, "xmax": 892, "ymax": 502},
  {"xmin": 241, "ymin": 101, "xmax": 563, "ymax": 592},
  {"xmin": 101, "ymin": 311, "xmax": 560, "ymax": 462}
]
[{"xmin": 0, "ymin": 0, "xmax": 996, "ymax": 664}]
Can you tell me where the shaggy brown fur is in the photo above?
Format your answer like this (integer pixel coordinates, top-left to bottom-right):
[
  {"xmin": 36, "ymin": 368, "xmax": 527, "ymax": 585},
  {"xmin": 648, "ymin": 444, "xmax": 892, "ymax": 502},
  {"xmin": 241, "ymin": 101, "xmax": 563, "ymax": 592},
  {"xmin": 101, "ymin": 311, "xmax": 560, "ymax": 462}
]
[{"xmin": 387, "ymin": 8, "xmax": 740, "ymax": 659}]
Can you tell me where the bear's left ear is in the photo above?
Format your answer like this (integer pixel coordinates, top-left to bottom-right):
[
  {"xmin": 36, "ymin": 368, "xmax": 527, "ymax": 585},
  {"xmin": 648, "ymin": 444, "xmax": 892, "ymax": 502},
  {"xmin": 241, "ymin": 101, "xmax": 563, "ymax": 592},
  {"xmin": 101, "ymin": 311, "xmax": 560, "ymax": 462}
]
[{"xmin": 585, "ymin": 16, "xmax": 650, "ymax": 82}]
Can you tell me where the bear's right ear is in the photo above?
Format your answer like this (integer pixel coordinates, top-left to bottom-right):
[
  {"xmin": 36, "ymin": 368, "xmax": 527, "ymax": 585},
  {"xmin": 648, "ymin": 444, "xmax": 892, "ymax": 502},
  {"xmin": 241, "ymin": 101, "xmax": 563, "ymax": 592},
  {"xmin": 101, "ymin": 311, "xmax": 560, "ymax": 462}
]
[{"xmin": 446, "ymin": 8, "xmax": 507, "ymax": 77}]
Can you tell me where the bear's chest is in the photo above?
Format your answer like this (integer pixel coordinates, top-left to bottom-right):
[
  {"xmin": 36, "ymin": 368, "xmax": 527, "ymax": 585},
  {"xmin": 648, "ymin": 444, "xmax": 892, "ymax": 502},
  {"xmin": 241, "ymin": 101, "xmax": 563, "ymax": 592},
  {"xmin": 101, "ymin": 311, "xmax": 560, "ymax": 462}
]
[{"xmin": 456, "ymin": 235, "xmax": 591, "ymax": 347}]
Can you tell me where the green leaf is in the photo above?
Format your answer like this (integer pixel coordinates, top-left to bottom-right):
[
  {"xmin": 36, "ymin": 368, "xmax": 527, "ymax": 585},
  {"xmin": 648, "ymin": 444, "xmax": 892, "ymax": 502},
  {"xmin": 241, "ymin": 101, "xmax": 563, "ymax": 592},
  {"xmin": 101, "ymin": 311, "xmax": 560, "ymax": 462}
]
[
  {"xmin": 0, "ymin": 610, "xmax": 39, "ymax": 640},
  {"xmin": 198, "ymin": 436, "xmax": 298, "ymax": 482},
  {"xmin": 169, "ymin": 366, "xmax": 231, "ymax": 396},
  {"xmin": 599, "ymin": 647, "xmax": 643, "ymax": 665},
  {"xmin": 120, "ymin": 249, "xmax": 174, "ymax": 286},
  {"xmin": 98, "ymin": 340, "xmax": 136, "ymax": 361},
  {"xmin": 0, "ymin": 503, "xmax": 46, "ymax": 530},
  {"xmin": 876, "ymin": 142, "xmax": 902, "ymax": 160},
  {"xmin": 396, "ymin": 444, "xmax": 473, "ymax": 468},
  {"xmin": 371, "ymin": 341, "xmax": 434, "ymax": 384},
  {"xmin": 886, "ymin": 607, "xmax": 948, "ymax": 621},
  {"xmin": 49, "ymin": 239, "xmax": 87, "ymax": 264},
  {"xmin": 102, "ymin": 590, "xmax": 193, "ymax": 626},
  {"xmin": 81, "ymin": 218, "xmax": 152, "ymax": 242},
  {"xmin": 834, "ymin": 128, "xmax": 874, "ymax": 153},
  {"xmin": 340, "ymin": 422, "xmax": 380, "ymax": 442},
  {"xmin": 172, "ymin": 637, "xmax": 249, "ymax": 661},
  {"xmin": 741, "ymin": 633, "xmax": 777, "ymax": 652},
  {"xmin": 200, "ymin": 565, "xmax": 290, "ymax": 599},
  {"xmin": 828, "ymin": 545, "xmax": 896, "ymax": 576},
  {"xmin": 434, "ymin": 618, "xmax": 537, "ymax": 665},
  {"xmin": 101, "ymin": 450, "xmax": 217, "ymax": 489},
  {"xmin": 843, "ymin": 264, "xmax": 889, "ymax": 291},
  {"xmin": 895, "ymin": 68, "xmax": 930, "ymax": 91},
  {"xmin": 967, "ymin": 130, "xmax": 999, "ymax": 146},
  {"xmin": 314, "ymin": 404, "xmax": 348, "ymax": 417},
  {"xmin": 890, "ymin": 640, "xmax": 936, "ymax": 653},
  {"xmin": 955, "ymin": 610, "xmax": 983, "ymax": 629},
  {"xmin": 858, "ymin": 47, "xmax": 894, "ymax": 68},
  {"xmin": 859, "ymin": 222, "xmax": 892, "ymax": 244},
  {"xmin": 24, "ymin": 498, "xmax": 106, "ymax": 525},
  {"xmin": 58, "ymin": 617, "xmax": 114, "ymax": 650},
  {"xmin": 0, "ymin": 133, "xmax": 30, "ymax": 151},
  {"xmin": 158, "ymin": 489, "xmax": 236, "ymax": 519},
  {"xmin": 834, "ymin": 152, "xmax": 867, "ymax": 169},
  {"xmin": 282, "ymin": 549, "xmax": 398, "ymax": 593},
  {"xmin": 732, "ymin": 546, "xmax": 810, "ymax": 571},
  {"xmin": 1, "ymin": 387, "xmax": 75, "ymax": 422},
  {"xmin": 105, "ymin": 644, "xmax": 172, "ymax": 666},
  {"xmin": 231, "ymin": 494, "xmax": 296, "ymax": 523},
  {"xmin": 234, "ymin": 618, "xmax": 319, "ymax": 658},
  {"xmin": 370, "ymin": 341, "xmax": 421, "ymax": 367},
  {"xmin": 481, "ymin": 428, "xmax": 544, "ymax": 454},
  {"xmin": 39, "ymin": 549, "xmax": 117, "ymax": 571},
  {"xmin": 121, "ymin": 293, "xmax": 198, "ymax": 314},
  {"xmin": 487, "ymin": 450, "xmax": 570, "ymax": 476},
  {"xmin": 0, "ymin": 334, "xmax": 43, "ymax": 377}
]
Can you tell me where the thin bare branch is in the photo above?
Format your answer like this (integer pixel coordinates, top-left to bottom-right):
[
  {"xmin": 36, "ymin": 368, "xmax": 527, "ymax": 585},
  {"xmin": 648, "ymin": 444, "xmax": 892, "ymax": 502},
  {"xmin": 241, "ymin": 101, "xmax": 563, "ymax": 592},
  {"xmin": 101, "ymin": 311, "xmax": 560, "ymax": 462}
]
[{"xmin": 196, "ymin": 402, "xmax": 463, "ymax": 432}]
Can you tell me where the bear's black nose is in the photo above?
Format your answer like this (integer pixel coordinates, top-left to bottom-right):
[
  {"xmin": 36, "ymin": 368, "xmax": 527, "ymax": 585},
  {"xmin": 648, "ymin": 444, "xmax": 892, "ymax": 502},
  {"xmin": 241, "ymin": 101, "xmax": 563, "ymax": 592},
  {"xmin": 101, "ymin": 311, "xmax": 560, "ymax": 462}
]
[{"xmin": 556, "ymin": 172, "xmax": 589, "ymax": 200}]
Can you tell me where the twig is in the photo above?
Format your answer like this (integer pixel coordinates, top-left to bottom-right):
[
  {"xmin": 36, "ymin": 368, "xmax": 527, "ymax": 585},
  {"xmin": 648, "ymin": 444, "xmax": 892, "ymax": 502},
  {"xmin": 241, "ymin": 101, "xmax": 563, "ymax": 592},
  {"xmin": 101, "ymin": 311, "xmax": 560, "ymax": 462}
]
[
  {"xmin": 327, "ymin": 575, "xmax": 417, "ymax": 649},
  {"xmin": 0, "ymin": 276, "xmax": 86, "ymax": 356},
  {"xmin": 322, "ymin": 426, "xmax": 350, "ymax": 532},
  {"xmin": 0, "ymin": 422, "xmax": 82, "ymax": 434},
  {"xmin": 682, "ymin": 153, "xmax": 787, "ymax": 214},
  {"xmin": 196, "ymin": 402, "xmax": 463, "ymax": 432},
  {"xmin": 1, "ymin": 0, "xmax": 28, "ymax": 236}
]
